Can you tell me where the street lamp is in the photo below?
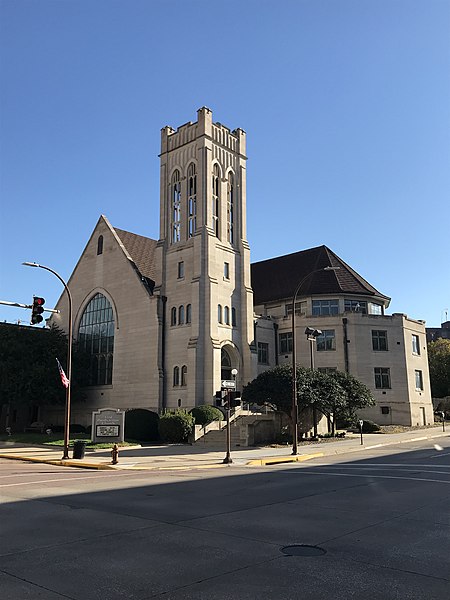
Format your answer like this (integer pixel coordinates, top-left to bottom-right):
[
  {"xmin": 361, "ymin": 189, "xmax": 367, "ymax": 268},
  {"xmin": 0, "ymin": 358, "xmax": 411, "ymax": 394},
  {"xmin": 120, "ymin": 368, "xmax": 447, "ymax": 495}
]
[
  {"xmin": 291, "ymin": 266, "xmax": 339, "ymax": 455},
  {"xmin": 23, "ymin": 262, "xmax": 73, "ymax": 460},
  {"xmin": 305, "ymin": 327, "xmax": 322, "ymax": 438}
]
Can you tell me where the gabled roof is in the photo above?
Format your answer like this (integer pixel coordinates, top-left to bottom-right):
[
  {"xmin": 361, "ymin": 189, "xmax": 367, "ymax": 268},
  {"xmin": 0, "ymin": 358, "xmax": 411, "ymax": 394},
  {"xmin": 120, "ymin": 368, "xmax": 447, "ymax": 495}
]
[
  {"xmin": 251, "ymin": 245, "xmax": 390, "ymax": 306},
  {"xmin": 113, "ymin": 227, "xmax": 158, "ymax": 284}
]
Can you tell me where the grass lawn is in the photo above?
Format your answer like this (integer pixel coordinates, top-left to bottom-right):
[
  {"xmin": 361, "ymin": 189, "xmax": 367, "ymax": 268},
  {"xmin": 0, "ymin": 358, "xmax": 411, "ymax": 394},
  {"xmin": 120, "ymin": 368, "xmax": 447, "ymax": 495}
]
[{"xmin": 0, "ymin": 432, "xmax": 140, "ymax": 449}]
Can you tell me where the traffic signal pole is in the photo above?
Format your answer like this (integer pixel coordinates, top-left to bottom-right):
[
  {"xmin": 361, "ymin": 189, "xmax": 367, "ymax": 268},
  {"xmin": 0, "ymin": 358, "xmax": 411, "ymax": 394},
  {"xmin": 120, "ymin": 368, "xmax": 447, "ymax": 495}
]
[{"xmin": 22, "ymin": 262, "xmax": 73, "ymax": 460}]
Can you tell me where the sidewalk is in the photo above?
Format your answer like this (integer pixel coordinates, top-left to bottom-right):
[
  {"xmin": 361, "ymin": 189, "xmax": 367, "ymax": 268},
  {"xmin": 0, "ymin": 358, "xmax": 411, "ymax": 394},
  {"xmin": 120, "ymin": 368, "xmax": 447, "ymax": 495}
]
[{"xmin": 1, "ymin": 426, "xmax": 448, "ymax": 471}]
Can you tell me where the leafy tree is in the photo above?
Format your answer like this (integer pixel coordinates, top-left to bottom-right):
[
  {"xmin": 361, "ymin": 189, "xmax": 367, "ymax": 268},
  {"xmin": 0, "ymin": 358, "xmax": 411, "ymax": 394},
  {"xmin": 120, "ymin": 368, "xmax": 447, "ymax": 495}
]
[
  {"xmin": 328, "ymin": 370, "xmax": 375, "ymax": 425},
  {"xmin": 428, "ymin": 339, "xmax": 450, "ymax": 398},
  {"xmin": 0, "ymin": 323, "xmax": 87, "ymax": 414}
]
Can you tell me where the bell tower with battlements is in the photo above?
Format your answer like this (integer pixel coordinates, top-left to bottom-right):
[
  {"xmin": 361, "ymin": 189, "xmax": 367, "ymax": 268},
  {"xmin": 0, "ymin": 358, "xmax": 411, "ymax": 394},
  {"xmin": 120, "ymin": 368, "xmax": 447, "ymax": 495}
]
[{"xmin": 155, "ymin": 107, "xmax": 255, "ymax": 408}]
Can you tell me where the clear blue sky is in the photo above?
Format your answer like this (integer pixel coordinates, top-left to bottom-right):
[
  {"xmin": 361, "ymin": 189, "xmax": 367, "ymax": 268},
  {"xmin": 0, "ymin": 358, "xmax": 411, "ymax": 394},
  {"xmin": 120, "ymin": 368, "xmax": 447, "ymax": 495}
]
[{"xmin": 1, "ymin": 0, "xmax": 449, "ymax": 327}]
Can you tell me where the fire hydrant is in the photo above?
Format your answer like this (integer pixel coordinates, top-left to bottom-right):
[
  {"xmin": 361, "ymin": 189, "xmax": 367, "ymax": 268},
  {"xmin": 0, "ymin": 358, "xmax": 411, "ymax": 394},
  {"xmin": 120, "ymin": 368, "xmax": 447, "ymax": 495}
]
[{"xmin": 111, "ymin": 443, "xmax": 119, "ymax": 465}]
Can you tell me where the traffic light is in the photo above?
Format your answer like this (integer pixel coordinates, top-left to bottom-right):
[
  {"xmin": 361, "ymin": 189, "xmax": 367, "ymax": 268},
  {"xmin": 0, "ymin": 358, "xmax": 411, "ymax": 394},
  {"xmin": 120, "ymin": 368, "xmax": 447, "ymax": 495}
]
[{"xmin": 31, "ymin": 296, "xmax": 45, "ymax": 324}]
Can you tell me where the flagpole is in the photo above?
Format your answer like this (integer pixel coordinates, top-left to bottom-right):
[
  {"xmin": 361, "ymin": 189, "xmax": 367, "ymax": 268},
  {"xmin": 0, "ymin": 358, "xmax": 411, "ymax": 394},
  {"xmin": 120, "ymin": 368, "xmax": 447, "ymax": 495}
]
[{"xmin": 22, "ymin": 262, "xmax": 73, "ymax": 460}]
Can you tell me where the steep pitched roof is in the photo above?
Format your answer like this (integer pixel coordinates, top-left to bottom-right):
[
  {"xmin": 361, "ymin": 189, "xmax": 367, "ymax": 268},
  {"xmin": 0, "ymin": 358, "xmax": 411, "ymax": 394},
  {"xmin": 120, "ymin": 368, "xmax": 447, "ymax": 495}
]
[
  {"xmin": 251, "ymin": 245, "xmax": 390, "ymax": 306},
  {"xmin": 113, "ymin": 227, "xmax": 159, "ymax": 284}
]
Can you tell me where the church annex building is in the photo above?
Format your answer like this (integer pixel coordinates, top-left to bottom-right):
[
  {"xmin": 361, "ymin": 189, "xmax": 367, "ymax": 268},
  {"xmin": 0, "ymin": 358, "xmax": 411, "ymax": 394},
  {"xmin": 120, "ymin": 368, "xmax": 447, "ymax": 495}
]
[{"xmin": 47, "ymin": 108, "xmax": 433, "ymax": 429}]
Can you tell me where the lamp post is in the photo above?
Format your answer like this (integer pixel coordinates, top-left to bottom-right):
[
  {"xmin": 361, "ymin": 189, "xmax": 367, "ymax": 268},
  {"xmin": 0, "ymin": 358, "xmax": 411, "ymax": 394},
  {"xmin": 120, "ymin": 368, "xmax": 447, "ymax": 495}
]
[
  {"xmin": 291, "ymin": 266, "xmax": 339, "ymax": 455},
  {"xmin": 305, "ymin": 327, "xmax": 322, "ymax": 438},
  {"xmin": 23, "ymin": 262, "xmax": 73, "ymax": 460}
]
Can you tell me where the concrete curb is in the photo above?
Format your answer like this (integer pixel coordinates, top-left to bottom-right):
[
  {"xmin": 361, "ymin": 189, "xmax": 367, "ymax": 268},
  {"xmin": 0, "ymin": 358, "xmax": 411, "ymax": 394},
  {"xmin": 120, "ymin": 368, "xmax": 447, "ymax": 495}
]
[
  {"xmin": 0, "ymin": 453, "xmax": 115, "ymax": 470},
  {"xmin": 246, "ymin": 452, "xmax": 324, "ymax": 466}
]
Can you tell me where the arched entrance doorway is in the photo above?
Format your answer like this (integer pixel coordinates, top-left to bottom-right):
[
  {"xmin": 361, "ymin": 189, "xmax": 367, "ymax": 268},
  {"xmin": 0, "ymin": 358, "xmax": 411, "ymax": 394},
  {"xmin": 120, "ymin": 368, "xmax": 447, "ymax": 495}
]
[{"xmin": 221, "ymin": 347, "xmax": 233, "ymax": 381}]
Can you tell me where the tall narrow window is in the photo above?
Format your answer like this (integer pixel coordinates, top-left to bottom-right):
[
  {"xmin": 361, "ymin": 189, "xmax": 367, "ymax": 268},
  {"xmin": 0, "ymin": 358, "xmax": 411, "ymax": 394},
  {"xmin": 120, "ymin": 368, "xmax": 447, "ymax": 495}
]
[
  {"xmin": 187, "ymin": 163, "xmax": 197, "ymax": 238},
  {"xmin": 224, "ymin": 306, "xmax": 230, "ymax": 325},
  {"xmin": 78, "ymin": 293, "xmax": 114, "ymax": 386},
  {"xmin": 227, "ymin": 171, "xmax": 234, "ymax": 244},
  {"xmin": 171, "ymin": 307, "xmax": 177, "ymax": 326},
  {"xmin": 232, "ymin": 307, "xmax": 236, "ymax": 327},
  {"xmin": 181, "ymin": 365, "xmax": 187, "ymax": 386},
  {"xmin": 412, "ymin": 334, "xmax": 420, "ymax": 355},
  {"xmin": 171, "ymin": 169, "xmax": 181, "ymax": 243},
  {"xmin": 179, "ymin": 305, "xmax": 185, "ymax": 325},
  {"xmin": 186, "ymin": 304, "xmax": 192, "ymax": 324},
  {"xmin": 97, "ymin": 235, "xmax": 103, "ymax": 255},
  {"xmin": 173, "ymin": 366, "xmax": 180, "ymax": 386},
  {"xmin": 212, "ymin": 164, "xmax": 220, "ymax": 237},
  {"xmin": 218, "ymin": 304, "xmax": 223, "ymax": 324}
]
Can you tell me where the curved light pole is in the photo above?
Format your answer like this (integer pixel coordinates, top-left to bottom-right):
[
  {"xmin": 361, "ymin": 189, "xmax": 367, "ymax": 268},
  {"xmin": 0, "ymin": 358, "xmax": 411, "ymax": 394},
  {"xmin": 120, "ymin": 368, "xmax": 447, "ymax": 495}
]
[
  {"xmin": 23, "ymin": 262, "xmax": 73, "ymax": 460},
  {"xmin": 291, "ymin": 266, "xmax": 339, "ymax": 455}
]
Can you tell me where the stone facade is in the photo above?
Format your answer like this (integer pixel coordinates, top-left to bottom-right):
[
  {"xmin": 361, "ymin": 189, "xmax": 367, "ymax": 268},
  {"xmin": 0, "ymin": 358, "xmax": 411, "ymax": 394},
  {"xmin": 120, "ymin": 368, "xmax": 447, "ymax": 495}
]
[{"xmin": 46, "ymin": 108, "xmax": 434, "ymax": 428}]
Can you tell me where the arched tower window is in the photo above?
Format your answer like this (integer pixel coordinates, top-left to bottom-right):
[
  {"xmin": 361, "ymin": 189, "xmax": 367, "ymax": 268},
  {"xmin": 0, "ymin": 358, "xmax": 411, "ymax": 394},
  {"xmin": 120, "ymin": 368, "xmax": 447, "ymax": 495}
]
[
  {"xmin": 227, "ymin": 172, "xmax": 234, "ymax": 244},
  {"xmin": 187, "ymin": 163, "xmax": 197, "ymax": 238},
  {"xmin": 181, "ymin": 365, "xmax": 187, "ymax": 386},
  {"xmin": 212, "ymin": 164, "xmax": 220, "ymax": 238},
  {"xmin": 218, "ymin": 304, "xmax": 223, "ymax": 324},
  {"xmin": 171, "ymin": 169, "xmax": 181, "ymax": 243},
  {"xmin": 97, "ymin": 235, "xmax": 103, "ymax": 255},
  {"xmin": 78, "ymin": 293, "xmax": 114, "ymax": 386},
  {"xmin": 179, "ymin": 305, "xmax": 185, "ymax": 325},
  {"xmin": 173, "ymin": 366, "xmax": 180, "ymax": 386},
  {"xmin": 224, "ymin": 306, "xmax": 230, "ymax": 325},
  {"xmin": 171, "ymin": 307, "xmax": 177, "ymax": 326},
  {"xmin": 186, "ymin": 304, "xmax": 192, "ymax": 324}
]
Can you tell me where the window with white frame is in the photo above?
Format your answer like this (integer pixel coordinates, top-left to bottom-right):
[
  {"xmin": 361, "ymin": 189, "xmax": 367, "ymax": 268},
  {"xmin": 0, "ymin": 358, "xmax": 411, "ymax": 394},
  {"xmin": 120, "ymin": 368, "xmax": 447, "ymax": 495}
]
[
  {"xmin": 212, "ymin": 164, "xmax": 220, "ymax": 237},
  {"xmin": 187, "ymin": 163, "xmax": 197, "ymax": 238},
  {"xmin": 316, "ymin": 330, "xmax": 336, "ymax": 351},
  {"xmin": 415, "ymin": 369, "xmax": 423, "ymax": 390},
  {"xmin": 171, "ymin": 169, "xmax": 181, "ymax": 243},
  {"xmin": 312, "ymin": 299, "xmax": 339, "ymax": 316},
  {"xmin": 285, "ymin": 301, "xmax": 307, "ymax": 317},
  {"xmin": 227, "ymin": 171, "xmax": 234, "ymax": 244},
  {"xmin": 412, "ymin": 334, "xmax": 420, "ymax": 355},
  {"xmin": 372, "ymin": 330, "xmax": 388, "ymax": 351},
  {"xmin": 344, "ymin": 299, "xmax": 367, "ymax": 313},
  {"xmin": 257, "ymin": 342, "xmax": 269, "ymax": 365},
  {"xmin": 370, "ymin": 303, "xmax": 383, "ymax": 315},
  {"xmin": 279, "ymin": 332, "xmax": 293, "ymax": 353},
  {"xmin": 374, "ymin": 367, "xmax": 391, "ymax": 389}
]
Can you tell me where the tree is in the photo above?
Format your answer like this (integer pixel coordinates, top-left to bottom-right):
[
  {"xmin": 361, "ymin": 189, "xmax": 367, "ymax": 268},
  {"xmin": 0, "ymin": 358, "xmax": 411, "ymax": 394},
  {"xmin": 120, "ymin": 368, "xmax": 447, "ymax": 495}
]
[
  {"xmin": 328, "ymin": 370, "xmax": 375, "ymax": 425},
  {"xmin": 428, "ymin": 339, "xmax": 450, "ymax": 398},
  {"xmin": 0, "ymin": 323, "xmax": 88, "ymax": 415}
]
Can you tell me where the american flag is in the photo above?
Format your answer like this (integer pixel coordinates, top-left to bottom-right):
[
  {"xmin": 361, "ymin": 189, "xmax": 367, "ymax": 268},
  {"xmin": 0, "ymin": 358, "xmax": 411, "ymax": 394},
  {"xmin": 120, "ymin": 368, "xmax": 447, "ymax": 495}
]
[{"xmin": 56, "ymin": 358, "xmax": 70, "ymax": 388}]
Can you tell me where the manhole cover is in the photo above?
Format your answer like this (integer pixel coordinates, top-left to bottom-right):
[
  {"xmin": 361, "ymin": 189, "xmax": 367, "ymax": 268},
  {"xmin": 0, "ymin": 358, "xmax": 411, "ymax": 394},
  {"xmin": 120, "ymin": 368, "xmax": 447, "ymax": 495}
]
[{"xmin": 281, "ymin": 544, "xmax": 326, "ymax": 557}]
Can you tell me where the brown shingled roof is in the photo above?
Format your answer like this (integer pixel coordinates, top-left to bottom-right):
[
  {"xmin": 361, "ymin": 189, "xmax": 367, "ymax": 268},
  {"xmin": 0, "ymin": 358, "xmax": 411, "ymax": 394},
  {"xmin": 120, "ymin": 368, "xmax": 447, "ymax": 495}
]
[
  {"xmin": 251, "ymin": 245, "xmax": 389, "ymax": 305},
  {"xmin": 113, "ymin": 227, "xmax": 158, "ymax": 283}
]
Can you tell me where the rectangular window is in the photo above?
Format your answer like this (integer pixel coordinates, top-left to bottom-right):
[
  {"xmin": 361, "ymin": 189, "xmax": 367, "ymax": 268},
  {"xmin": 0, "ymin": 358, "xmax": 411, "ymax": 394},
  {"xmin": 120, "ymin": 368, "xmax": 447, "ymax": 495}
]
[
  {"xmin": 370, "ymin": 303, "xmax": 383, "ymax": 315},
  {"xmin": 257, "ymin": 342, "xmax": 269, "ymax": 365},
  {"xmin": 224, "ymin": 262, "xmax": 230, "ymax": 279},
  {"xmin": 372, "ymin": 330, "xmax": 388, "ymax": 351},
  {"xmin": 415, "ymin": 370, "xmax": 423, "ymax": 390},
  {"xmin": 344, "ymin": 299, "xmax": 367, "ymax": 314},
  {"xmin": 381, "ymin": 406, "xmax": 390, "ymax": 415},
  {"xmin": 316, "ymin": 330, "xmax": 336, "ymax": 351},
  {"xmin": 374, "ymin": 367, "xmax": 391, "ymax": 389},
  {"xmin": 285, "ymin": 301, "xmax": 307, "ymax": 317},
  {"xmin": 312, "ymin": 299, "xmax": 339, "ymax": 316},
  {"xmin": 412, "ymin": 334, "xmax": 420, "ymax": 355},
  {"xmin": 177, "ymin": 261, "xmax": 184, "ymax": 279},
  {"xmin": 279, "ymin": 332, "xmax": 293, "ymax": 354}
]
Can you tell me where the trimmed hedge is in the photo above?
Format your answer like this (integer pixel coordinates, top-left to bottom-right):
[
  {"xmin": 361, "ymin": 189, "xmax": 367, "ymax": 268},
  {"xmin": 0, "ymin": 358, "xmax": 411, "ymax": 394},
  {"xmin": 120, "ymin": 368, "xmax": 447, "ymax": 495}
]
[
  {"xmin": 125, "ymin": 409, "xmax": 160, "ymax": 441},
  {"xmin": 189, "ymin": 405, "xmax": 223, "ymax": 426},
  {"xmin": 158, "ymin": 410, "xmax": 194, "ymax": 443}
]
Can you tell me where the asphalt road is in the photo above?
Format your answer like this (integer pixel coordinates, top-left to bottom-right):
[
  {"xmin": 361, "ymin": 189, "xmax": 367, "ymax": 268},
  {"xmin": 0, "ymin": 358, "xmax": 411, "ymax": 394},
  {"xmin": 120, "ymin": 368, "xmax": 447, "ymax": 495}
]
[{"xmin": 1, "ymin": 437, "xmax": 449, "ymax": 599}]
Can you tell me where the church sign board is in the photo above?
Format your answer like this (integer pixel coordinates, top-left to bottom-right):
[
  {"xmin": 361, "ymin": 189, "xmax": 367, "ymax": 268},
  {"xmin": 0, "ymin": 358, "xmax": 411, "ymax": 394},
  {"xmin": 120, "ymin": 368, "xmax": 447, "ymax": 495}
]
[{"xmin": 91, "ymin": 408, "xmax": 125, "ymax": 443}]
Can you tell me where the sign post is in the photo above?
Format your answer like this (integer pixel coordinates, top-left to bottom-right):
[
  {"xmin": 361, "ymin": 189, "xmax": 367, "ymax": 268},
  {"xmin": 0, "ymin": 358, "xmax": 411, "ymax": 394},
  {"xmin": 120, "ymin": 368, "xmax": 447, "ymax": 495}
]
[
  {"xmin": 359, "ymin": 419, "xmax": 364, "ymax": 445},
  {"xmin": 222, "ymin": 370, "xmax": 238, "ymax": 465}
]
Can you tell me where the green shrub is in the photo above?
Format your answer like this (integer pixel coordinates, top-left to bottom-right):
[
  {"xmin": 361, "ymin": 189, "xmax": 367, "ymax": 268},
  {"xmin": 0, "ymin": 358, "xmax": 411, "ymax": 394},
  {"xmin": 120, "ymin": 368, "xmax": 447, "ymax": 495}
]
[
  {"xmin": 361, "ymin": 420, "xmax": 381, "ymax": 433},
  {"xmin": 158, "ymin": 410, "xmax": 194, "ymax": 443},
  {"xmin": 70, "ymin": 424, "xmax": 86, "ymax": 434},
  {"xmin": 189, "ymin": 404, "xmax": 223, "ymax": 426},
  {"xmin": 125, "ymin": 409, "xmax": 159, "ymax": 441}
]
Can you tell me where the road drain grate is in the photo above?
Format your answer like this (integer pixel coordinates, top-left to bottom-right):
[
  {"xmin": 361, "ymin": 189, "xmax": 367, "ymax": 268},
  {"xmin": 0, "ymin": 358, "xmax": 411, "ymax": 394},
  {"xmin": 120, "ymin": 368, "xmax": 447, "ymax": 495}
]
[{"xmin": 281, "ymin": 544, "xmax": 326, "ymax": 557}]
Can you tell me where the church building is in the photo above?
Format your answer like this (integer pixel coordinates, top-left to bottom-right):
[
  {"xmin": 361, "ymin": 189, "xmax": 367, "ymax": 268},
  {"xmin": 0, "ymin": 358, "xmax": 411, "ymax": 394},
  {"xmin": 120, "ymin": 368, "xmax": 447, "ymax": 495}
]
[{"xmin": 47, "ymin": 108, "xmax": 434, "ymax": 428}]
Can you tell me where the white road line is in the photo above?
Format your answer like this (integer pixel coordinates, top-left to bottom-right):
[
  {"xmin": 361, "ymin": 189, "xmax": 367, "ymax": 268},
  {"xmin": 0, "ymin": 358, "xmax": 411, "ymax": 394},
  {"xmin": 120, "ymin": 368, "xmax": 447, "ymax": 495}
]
[
  {"xmin": 292, "ymin": 470, "xmax": 450, "ymax": 484},
  {"xmin": 309, "ymin": 463, "xmax": 450, "ymax": 470},
  {"xmin": 0, "ymin": 471, "xmax": 147, "ymax": 488},
  {"xmin": 429, "ymin": 452, "xmax": 450, "ymax": 459}
]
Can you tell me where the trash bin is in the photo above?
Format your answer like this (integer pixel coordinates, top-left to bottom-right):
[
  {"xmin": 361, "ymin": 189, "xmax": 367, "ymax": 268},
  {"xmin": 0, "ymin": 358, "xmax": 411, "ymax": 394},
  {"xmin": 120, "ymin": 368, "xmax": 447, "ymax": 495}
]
[{"xmin": 72, "ymin": 440, "xmax": 87, "ymax": 459}]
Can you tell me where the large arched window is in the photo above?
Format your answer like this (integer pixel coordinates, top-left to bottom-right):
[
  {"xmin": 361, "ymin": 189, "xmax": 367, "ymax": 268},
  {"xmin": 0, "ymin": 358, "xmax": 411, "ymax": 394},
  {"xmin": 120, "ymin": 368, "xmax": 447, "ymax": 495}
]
[
  {"xmin": 78, "ymin": 293, "xmax": 114, "ymax": 386},
  {"xmin": 212, "ymin": 164, "xmax": 220, "ymax": 237},
  {"xmin": 171, "ymin": 169, "xmax": 181, "ymax": 243},
  {"xmin": 187, "ymin": 163, "xmax": 197, "ymax": 238},
  {"xmin": 227, "ymin": 171, "xmax": 234, "ymax": 244}
]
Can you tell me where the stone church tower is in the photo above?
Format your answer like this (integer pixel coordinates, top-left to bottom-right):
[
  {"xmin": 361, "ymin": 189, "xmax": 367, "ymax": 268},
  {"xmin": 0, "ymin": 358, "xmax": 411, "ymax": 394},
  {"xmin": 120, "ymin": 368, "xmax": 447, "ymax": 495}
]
[{"xmin": 155, "ymin": 107, "xmax": 255, "ymax": 408}]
